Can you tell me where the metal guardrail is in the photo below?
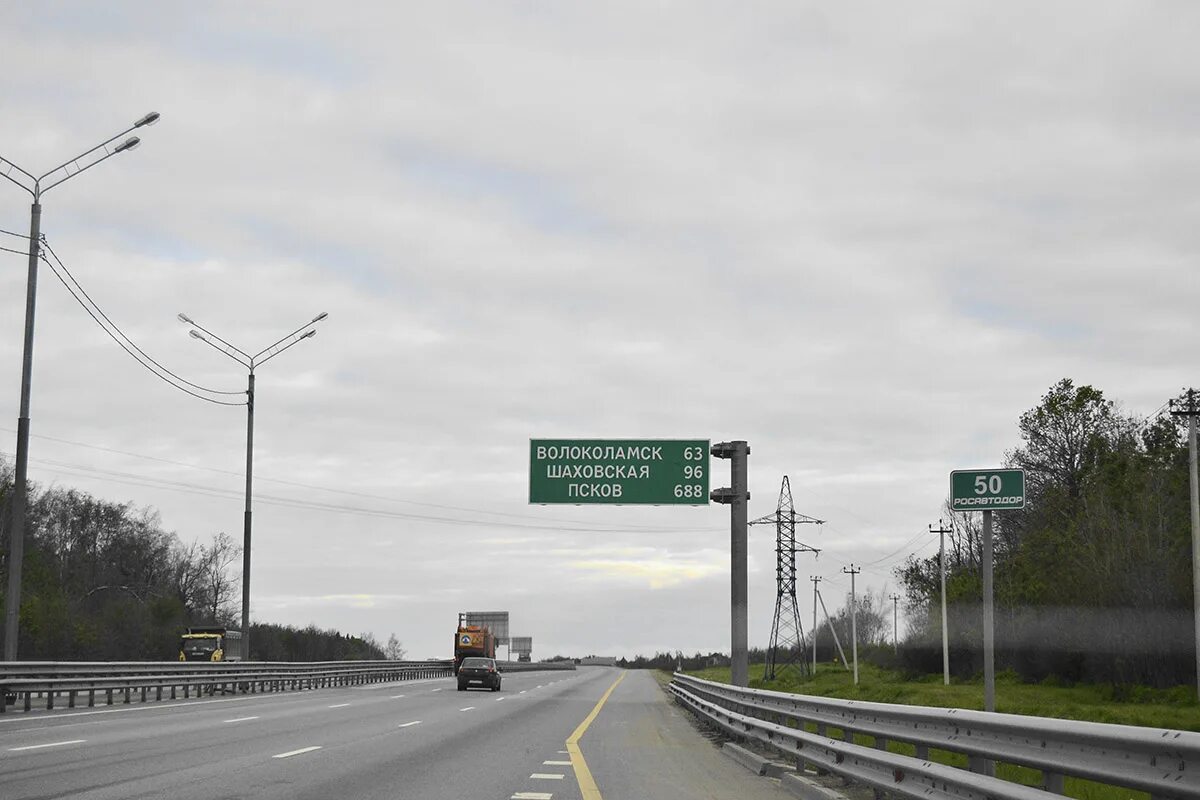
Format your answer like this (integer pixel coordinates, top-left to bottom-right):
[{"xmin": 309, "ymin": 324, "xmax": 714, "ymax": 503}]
[
  {"xmin": 0, "ymin": 660, "xmax": 450, "ymax": 713},
  {"xmin": 670, "ymin": 673, "xmax": 1200, "ymax": 800},
  {"xmin": 1, "ymin": 659, "xmax": 577, "ymax": 714}
]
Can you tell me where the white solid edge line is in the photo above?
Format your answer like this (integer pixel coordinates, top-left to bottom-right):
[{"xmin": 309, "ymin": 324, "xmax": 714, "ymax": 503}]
[
  {"xmin": 224, "ymin": 716, "xmax": 259, "ymax": 723},
  {"xmin": 273, "ymin": 746, "xmax": 322, "ymax": 759},
  {"xmin": 9, "ymin": 739, "xmax": 85, "ymax": 752},
  {"xmin": 327, "ymin": 703, "xmax": 350, "ymax": 708},
  {"xmin": 398, "ymin": 720, "xmax": 422, "ymax": 728},
  {"xmin": 529, "ymin": 773, "xmax": 565, "ymax": 779}
]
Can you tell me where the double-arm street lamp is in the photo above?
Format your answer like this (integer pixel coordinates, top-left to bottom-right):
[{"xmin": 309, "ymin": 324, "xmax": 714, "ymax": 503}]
[
  {"xmin": 1, "ymin": 112, "xmax": 160, "ymax": 661},
  {"xmin": 179, "ymin": 312, "xmax": 327, "ymax": 658}
]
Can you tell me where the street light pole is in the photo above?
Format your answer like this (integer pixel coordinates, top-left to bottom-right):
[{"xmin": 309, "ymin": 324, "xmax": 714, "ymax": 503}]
[
  {"xmin": 181, "ymin": 313, "xmax": 326, "ymax": 659},
  {"xmin": 1, "ymin": 113, "xmax": 159, "ymax": 661}
]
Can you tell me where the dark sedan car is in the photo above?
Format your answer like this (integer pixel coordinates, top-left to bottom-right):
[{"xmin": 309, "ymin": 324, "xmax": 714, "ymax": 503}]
[{"xmin": 457, "ymin": 657, "xmax": 501, "ymax": 691}]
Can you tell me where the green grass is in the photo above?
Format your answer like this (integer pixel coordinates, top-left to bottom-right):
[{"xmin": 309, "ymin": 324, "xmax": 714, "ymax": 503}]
[
  {"xmin": 677, "ymin": 662, "xmax": 1200, "ymax": 800},
  {"xmin": 685, "ymin": 662, "xmax": 1200, "ymax": 730}
]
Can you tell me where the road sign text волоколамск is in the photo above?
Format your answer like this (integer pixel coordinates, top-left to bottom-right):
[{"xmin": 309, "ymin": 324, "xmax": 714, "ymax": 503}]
[
  {"xmin": 529, "ymin": 439, "xmax": 710, "ymax": 504},
  {"xmin": 950, "ymin": 468, "xmax": 1025, "ymax": 512}
]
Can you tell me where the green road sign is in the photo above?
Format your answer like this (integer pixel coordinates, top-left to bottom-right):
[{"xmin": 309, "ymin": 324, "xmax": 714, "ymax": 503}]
[
  {"xmin": 530, "ymin": 439, "xmax": 710, "ymax": 505},
  {"xmin": 950, "ymin": 469, "xmax": 1026, "ymax": 511}
]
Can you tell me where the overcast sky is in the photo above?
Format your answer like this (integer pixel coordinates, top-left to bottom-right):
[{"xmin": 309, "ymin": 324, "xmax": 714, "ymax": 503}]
[{"xmin": 2, "ymin": 2, "xmax": 1196, "ymax": 661}]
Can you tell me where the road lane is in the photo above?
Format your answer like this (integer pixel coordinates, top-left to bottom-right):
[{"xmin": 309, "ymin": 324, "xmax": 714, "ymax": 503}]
[
  {"xmin": 1, "ymin": 668, "xmax": 803, "ymax": 800},
  {"xmin": 0, "ymin": 669, "xmax": 597, "ymax": 800},
  {"xmin": 578, "ymin": 670, "xmax": 796, "ymax": 800}
]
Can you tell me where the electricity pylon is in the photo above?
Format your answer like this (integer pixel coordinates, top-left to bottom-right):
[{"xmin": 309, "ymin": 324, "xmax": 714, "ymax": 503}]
[{"xmin": 750, "ymin": 476, "xmax": 822, "ymax": 680}]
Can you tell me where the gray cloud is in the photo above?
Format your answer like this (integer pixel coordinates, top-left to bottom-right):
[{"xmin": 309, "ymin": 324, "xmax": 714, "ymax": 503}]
[{"xmin": 2, "ymin": 1, "xmax": 1196, "ymax": 659}]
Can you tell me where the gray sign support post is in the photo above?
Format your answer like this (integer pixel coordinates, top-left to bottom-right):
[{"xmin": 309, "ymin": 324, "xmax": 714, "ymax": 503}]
[
  {"xmin": 982, "ymin": 509, "xmax": 994, "ymax": 713},
  {"xmin": 712, "ymin": 441, "xmax": 749, "ymax": 687}
]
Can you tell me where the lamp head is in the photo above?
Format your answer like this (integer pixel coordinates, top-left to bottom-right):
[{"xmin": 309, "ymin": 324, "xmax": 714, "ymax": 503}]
[
  {"xmin": 135, "ymin": 112, "xmax": 161, "ymax": 128},
  {"xmin": 177, "ymin": 313, "xmax": 193, "ymax": 324},
  {"xmin": 188, "ymin": 330, "xmax": 203, "ymax": 340},
  {"xmin": 302, "ymin": 330, "xmax": 317, "ymax": 340},
  {"xmin": 313, "ymin": 312, "xmax": 329, "ymax": 322},
  {"xmin": 114, "ymin": 136, "xmax": 141, "ymax": 153}
]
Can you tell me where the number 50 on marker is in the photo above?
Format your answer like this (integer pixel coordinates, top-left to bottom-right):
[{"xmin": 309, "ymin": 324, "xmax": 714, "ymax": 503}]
[{"xmin": 950, "ymin": 469, "xmax": 1025, "ymax": 511}]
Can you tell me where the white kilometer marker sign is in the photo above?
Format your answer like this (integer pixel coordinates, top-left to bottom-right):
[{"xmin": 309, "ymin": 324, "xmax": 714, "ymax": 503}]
[
  {"xmin": 273, "ymin": 746, "xmax": 322, "ymax": 759},
  {"xmin": 9, "ymin": 739, "xmax": 85, "ymax": 752},
  {"xmin": 224, "ymin": 716, "xmax": 259, "ymax": 723},
  {"xmin": 399, "ymin": 721, "xmax": 422, "ymax": 728},
  {"xmin": 327, "ymin": 703, "xmax": 350, "ymax": 708}
]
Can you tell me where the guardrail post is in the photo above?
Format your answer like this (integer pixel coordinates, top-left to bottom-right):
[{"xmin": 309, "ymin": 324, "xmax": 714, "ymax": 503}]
[
  {"xmin": 24, "ymin": 692, "xmax": 31, "ymax": 712},
  {"xmin": 88, "ymin": 687, "xmax": 95, "ymax": 707},
  {"xmin": 106, "ymin": 688, "xmax": 113, "ymax": 705},
  {"xmin": 1042, "ymin": 771, "xmax": 1065, "ymax": 794},
  {"xmin": 46, "ymin": 691, "xmax": 53, "ymax": 710},
  {"xmin": 967, "ymin": 754, "xmax": 994, "ymax": 776}
]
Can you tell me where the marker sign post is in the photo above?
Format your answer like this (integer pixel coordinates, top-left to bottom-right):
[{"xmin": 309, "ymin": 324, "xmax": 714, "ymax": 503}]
[
  {"xmin": 950, "ymin": 467, "xmax": 1024, "ymax": 724},
  {"xmin": 529, "ymin": 439, "xmax": 709, "ymax": 505}
]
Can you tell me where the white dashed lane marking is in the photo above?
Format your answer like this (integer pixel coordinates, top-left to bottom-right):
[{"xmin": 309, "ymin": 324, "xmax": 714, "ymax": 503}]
[
  {"xmin": 399, "ymin": 721, "xmax": 421, "ymax": 728},
  {"xmin": 327, "ymin": 703, "xmax": 350, "ymax": 709},
  {"xmin": 496, "ymin": 696, "xmax": 507, "ymax": 701},
  {"xmin": 273, "ymin": 746, "xmax": 322, "ymax": 759},
  {"xmin": 530, "ymin": 773, "xmax": 564, "ymax": 780},
  {"xmin": 8, "ymin": 739, "xmax": 85, "ymax": 752},
  {"xmin": 390, "ymin": 694, "xmax": 405, "ymax": 699},
  {"xmin": 511, "ymin": 794, "xmax": 553, "ymax": 800},
  {"xmin": 459, "ymin": 706, "xmax": 475, "ymax": 712},
  {"xmin": 224, "ymin": 716, "xmax": 259, "ymax": 723},
  {"xmin": 543, "ymin": 760, "xmax": 571, "ymax": 766}
]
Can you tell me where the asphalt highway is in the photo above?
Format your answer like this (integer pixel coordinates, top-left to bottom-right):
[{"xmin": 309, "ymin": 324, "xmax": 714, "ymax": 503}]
[{"xmin": 0, "ymin": 668, "xmax": 795, "ymax": 800}]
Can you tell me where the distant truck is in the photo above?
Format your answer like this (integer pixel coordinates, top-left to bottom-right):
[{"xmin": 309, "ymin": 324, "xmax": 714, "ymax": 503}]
[
  {"xmin": 454, "ymin": 622, "xmax": 495, "ymax": 674},
  {"xmin": 179, "ymin": 626, "xmax": 243, "ymax": 662},
  {"xmin": 517, "ymin": 654, "xmax": 531, "ymax": 663}
]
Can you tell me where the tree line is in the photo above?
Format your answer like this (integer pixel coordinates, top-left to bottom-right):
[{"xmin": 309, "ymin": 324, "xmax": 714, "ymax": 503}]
[
  {"xmin": 897, "ymin": 378, "xmax": 1193, "ymax": 686},
  {"xmin": 0, "ymin": 459, "xmax": 396, "ymax": 661}
]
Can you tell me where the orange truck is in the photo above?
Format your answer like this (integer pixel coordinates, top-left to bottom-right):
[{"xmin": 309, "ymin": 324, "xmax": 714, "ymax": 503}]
[{"xmin": 453, "ymin": 623, "xmax": 496, "ymax": 674}]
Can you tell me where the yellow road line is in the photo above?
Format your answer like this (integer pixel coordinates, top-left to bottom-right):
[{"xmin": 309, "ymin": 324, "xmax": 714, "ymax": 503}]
[{"xmin": 566, "ymin": 672, "xmax": 626, "ymax": 800}]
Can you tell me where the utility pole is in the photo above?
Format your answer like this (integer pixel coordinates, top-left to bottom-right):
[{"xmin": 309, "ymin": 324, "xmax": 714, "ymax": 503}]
[
  {"xmin": 1171, "ymin": 389, "xmax": 1200, "ymax": 701},
  {"xmin": 890, "ymin": 593, "xmax": 900, "ymax": 653},
  {"xmin": 843, "ymin": 565, "xmax": 860, "ymax": 684},
  {"xmin": 816, "ymin": 588, "xmax": 849, "ymax": 670},
  {"xmin": 711, "ymin": 441, "xmax": 750, "ymax": 687},
  {"xmin": 750, "ymin": 476, "xmax": 822, "ymax": 681},
  {"xmin": 930, "ymin": 520, "xmax": 953, "ymax": 686},
  {"xmin": 1, "ymin": 112, "xmax": 159, "ymax": 661},
  {"xmin": 810, "ymin": 576, "xmax": 821, "ymax": 674}
]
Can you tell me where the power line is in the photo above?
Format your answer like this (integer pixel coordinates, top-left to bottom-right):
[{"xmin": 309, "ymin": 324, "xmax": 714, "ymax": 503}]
[
  {"xmin": 4, "ymin": 450, "xmax": 725, "ymax": 535},
  {"xmin": 0, "ymin": 427, "xmax": 720, "ymax": 531},
  {"xmin": 39, "ymin": 239, "xmax": 246, "ymax": 404}
]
